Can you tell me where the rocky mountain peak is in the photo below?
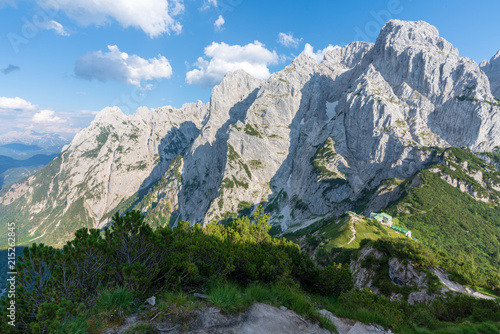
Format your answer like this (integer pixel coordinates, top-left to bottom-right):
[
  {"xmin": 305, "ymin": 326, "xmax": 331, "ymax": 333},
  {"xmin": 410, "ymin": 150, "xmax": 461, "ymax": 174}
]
[
  {"xmin": 323, "ymin": 41, "xmax": 373, "ymax": 69},
  {"xmin": 493, "ymin": 49, "xmax": 500, "ymax": 60},
  {"xmin": 93, "ymin": 106, "xmax": 127, "ymax": 124},
  {"xmin": 480, "ymin": 49, "xmax": 500, "ymax": 68},
  {"xmin": 376, "ymin": 20, "xmax": 458, "ymax": 56},
  {"xmin": 211, "ymin": 70, "xmax": 261, "ymax": 107},
  {"xmin": 131, "ymin": 106, "xmax": 153, "ymax": 121},
  {"xmin": 291, "ymin": 52, "xmax": 321, "ymax": 71},
  {"xmin": 480, "ymin": 49, "xmax": 500, "ymax": 98}
]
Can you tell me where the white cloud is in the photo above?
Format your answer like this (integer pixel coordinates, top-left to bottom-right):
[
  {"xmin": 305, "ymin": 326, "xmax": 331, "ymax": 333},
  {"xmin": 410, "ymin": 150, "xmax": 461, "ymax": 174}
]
[
  {"xmin": 75, "ymin": 45, "xmax": 173, "ymax": 87},
  {"xmin": 214, "ymin": 15, "xmax": 225, "ymax": 31},
  {"xmin": 302, "ymin": 43, "xmax": 340, "ymax": 63},
  {"xmin": 32, "ymin": 110, "xmax": 65, "ymax": 123},
  {"xmin": 0, "ymin": 96, "xmax": 96, "ymax": 141},
  {"xmin": 43, "ymin": 20, "xmax": 70, "ymax": 36},
  {"xmin": 37, "ymin": 0, "xmax": 184, "ymax": 38},
  {"xmin": 278, "ymin": 32, "xmax": 302, "ymax": 48},
  {"xmin": 0, "ymin": 97, "xmax": 37, "ymax": 111},
  {"xmin": 201, "ymin": 0, "xmax": 217, "ymax": 10},
  {"xmin": 186, "ymin": 41, "xmax": 279, "ymax": 87}
]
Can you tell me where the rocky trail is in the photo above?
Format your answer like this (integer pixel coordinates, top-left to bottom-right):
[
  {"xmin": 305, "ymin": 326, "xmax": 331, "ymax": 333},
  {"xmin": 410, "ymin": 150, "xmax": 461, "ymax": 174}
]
[
  {"xmin": 341, "ymin": 216, "xmax": 358, "ymax": 247},
  {"xmin": 105, "ymin": 301, "xmax": 393, "ymax": 334},
  {"xmin": 430, "ymin": 268, "xmax": 496, "ymax": 300}
]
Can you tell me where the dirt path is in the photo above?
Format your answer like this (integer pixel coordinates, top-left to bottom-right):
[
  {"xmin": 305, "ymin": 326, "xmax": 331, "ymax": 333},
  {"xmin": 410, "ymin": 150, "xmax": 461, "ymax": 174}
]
[
  {"xmin": 345, "ymin": 218, "xmax": 357, "ymax": 246},
  {"xmin": 339, "ymin": 216, "xmax": 357, "ymax": 247}
]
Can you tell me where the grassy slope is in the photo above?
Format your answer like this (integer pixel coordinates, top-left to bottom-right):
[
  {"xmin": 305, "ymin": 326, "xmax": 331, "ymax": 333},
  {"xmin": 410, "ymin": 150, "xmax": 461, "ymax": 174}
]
[
  {"xmin": 386, "ymin": 170, "xmax": 500, "ymax": 268},
  {"xmin": 283, "ymin": 213, "xmax": 406, "ymax": 265}
]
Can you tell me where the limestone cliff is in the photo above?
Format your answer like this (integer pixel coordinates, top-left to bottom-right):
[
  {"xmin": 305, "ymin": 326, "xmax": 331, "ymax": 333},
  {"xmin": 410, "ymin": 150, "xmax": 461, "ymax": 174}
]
[{"xmin": 1, "ymin": 20, "xmax": 499, "ymax": 246}]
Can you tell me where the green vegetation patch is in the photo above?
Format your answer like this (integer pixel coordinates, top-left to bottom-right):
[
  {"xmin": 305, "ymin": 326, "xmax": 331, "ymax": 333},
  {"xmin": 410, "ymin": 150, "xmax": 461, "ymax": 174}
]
[
  {"xmin": 238, "ymin": 201, "xmax": 254, "ymax": 216},
  {"xmin": 264, "ymin": 189, "xmax": 287, "ymax": 213},
  {"xmin": 455, "ymin": 95, "xmax": 500, "ymax": 107},
  {"xmin": 327, "ymin": 288, "xmax": 500, "ymax": 333},
  {"xmin": 244, "ymin": 123, "xmax": 263, "ymax": 138},
  {"xmin": 227, "ymin": 144, "xmax": 252, "ymax": 179},
  {"xmin": 249, "ymin": 160, "xmax": 263, "ymax": 169},
  {"xmin": 311, "ymin": 138, "xmax": 349, "ymax": 195},
  {"xmin": 311, "ymin": 138, "xmax": 338, "ymax": 178}
]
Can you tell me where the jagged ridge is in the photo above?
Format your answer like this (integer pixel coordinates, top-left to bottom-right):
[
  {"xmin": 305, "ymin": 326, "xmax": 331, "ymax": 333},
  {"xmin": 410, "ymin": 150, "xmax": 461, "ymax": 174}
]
[{"xmin": 1, "ymin": 20, "xmax": 500, "ymax": 247}]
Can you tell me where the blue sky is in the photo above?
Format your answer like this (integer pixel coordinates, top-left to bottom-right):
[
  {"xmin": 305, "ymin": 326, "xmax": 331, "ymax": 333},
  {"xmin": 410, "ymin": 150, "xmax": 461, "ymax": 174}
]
[{"xmin": 0, "ymin": 0, "xmax": 499, "ymax": 142}]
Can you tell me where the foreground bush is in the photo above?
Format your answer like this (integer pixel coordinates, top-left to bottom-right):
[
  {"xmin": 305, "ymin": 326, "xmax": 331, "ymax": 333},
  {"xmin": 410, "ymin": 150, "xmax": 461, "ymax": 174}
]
[{"xmin": 0, "ymin": 208, "xmax": 348, "ymax": 333}]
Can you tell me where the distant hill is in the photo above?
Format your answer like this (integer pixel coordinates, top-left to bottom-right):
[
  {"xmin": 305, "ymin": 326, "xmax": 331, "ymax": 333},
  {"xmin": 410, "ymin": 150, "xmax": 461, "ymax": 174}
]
[
  {"xmin": 0, "ymin": 153, "xmax": 58, "ymax": 189},
  {"xmin": 0, "ymin": 143, "xmax": 42, "ymax": 152}
]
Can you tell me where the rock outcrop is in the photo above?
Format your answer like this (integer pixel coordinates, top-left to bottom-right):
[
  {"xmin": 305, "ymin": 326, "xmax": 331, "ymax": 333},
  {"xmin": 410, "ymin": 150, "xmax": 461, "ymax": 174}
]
[
  {"xmin": 111, "ymin": 302, "xmax": 394, "ymax": 334},
  {"xmin": 388, "ymin": 258, "xmax": 426, "ymax": 287},
  {"xmin": 350, "ymin": 246, "xmax": 444, "ymax": 305},
  {"xmin": 349, "ymin": 246, "xmax": 385, "ymax": 292}
]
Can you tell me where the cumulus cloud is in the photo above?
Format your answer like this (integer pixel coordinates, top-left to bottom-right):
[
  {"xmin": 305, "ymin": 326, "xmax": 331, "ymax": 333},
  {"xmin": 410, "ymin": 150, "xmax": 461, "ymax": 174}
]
[
  {"xmin": 42, "ymin": 20, "xmax": 70, "ymax": 36},
  {"xmin": 32, "ymin": 110, "xmax": 65, "ymax": 123},
  {"xmin": 37, "ymin": 0, "xmax": 184, "ymax": 38},
  {"xmin": 302, "ymin": 43, "xmax": 340, "ymax": 63},
  {"xmin": 214, "ymin": 15, "xmax": 225, "ymax": 31},
  {"xmin": 75, "ymin": 45, "xmax": 173, "ymax": 87},
  {"xmin": 2, "ymin": 64, "xmax": 20, "ymax": 75},
  {"xmin": 186, "ymin": 41, "xmax": 279, "ymax": 87},
  {"xmin": 278, "ymin": 32, "xmax": 301, "ymax": 48},
  {"xmin": 0, "ymin": 96, "xmax": 96, "ymax": 140},
  {"xmin": 0, "ymin": 97, "xmax": 36, "ymax": 111}
]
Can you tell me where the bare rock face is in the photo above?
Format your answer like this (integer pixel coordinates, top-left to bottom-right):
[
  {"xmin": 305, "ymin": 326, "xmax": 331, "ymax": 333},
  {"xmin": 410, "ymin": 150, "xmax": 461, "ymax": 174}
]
[
  {"xmin": 188, "ymin": 303, "xmax": 331, "ymax": 334},
  {"xmin": 318, "ymin": 309, "xmax": 392, "ymax": 334},
  {"xmin": 349, "ymin": 246, "xmax": 385, "ymax": 291},
  {"xmin": 388, "ymin": 258, "xmax": 426, "ymax": 287},
  {"xmin": 481, "ymin": 50, "xmax": 500, "ymax": 99},
  {"xmin": 1, "ymin": 20, "xmax": 500, "ymax": 246}
]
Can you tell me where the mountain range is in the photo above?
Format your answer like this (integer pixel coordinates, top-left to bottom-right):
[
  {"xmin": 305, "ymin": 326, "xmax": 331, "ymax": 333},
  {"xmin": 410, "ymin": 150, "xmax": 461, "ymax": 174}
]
[
  {"xmin": 1, "ymin": 19, "xmax": 500, "ymax": 248},
  {"xmin": 0, "ymin": 130, "xmax": 69, "ymax": 147}
]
